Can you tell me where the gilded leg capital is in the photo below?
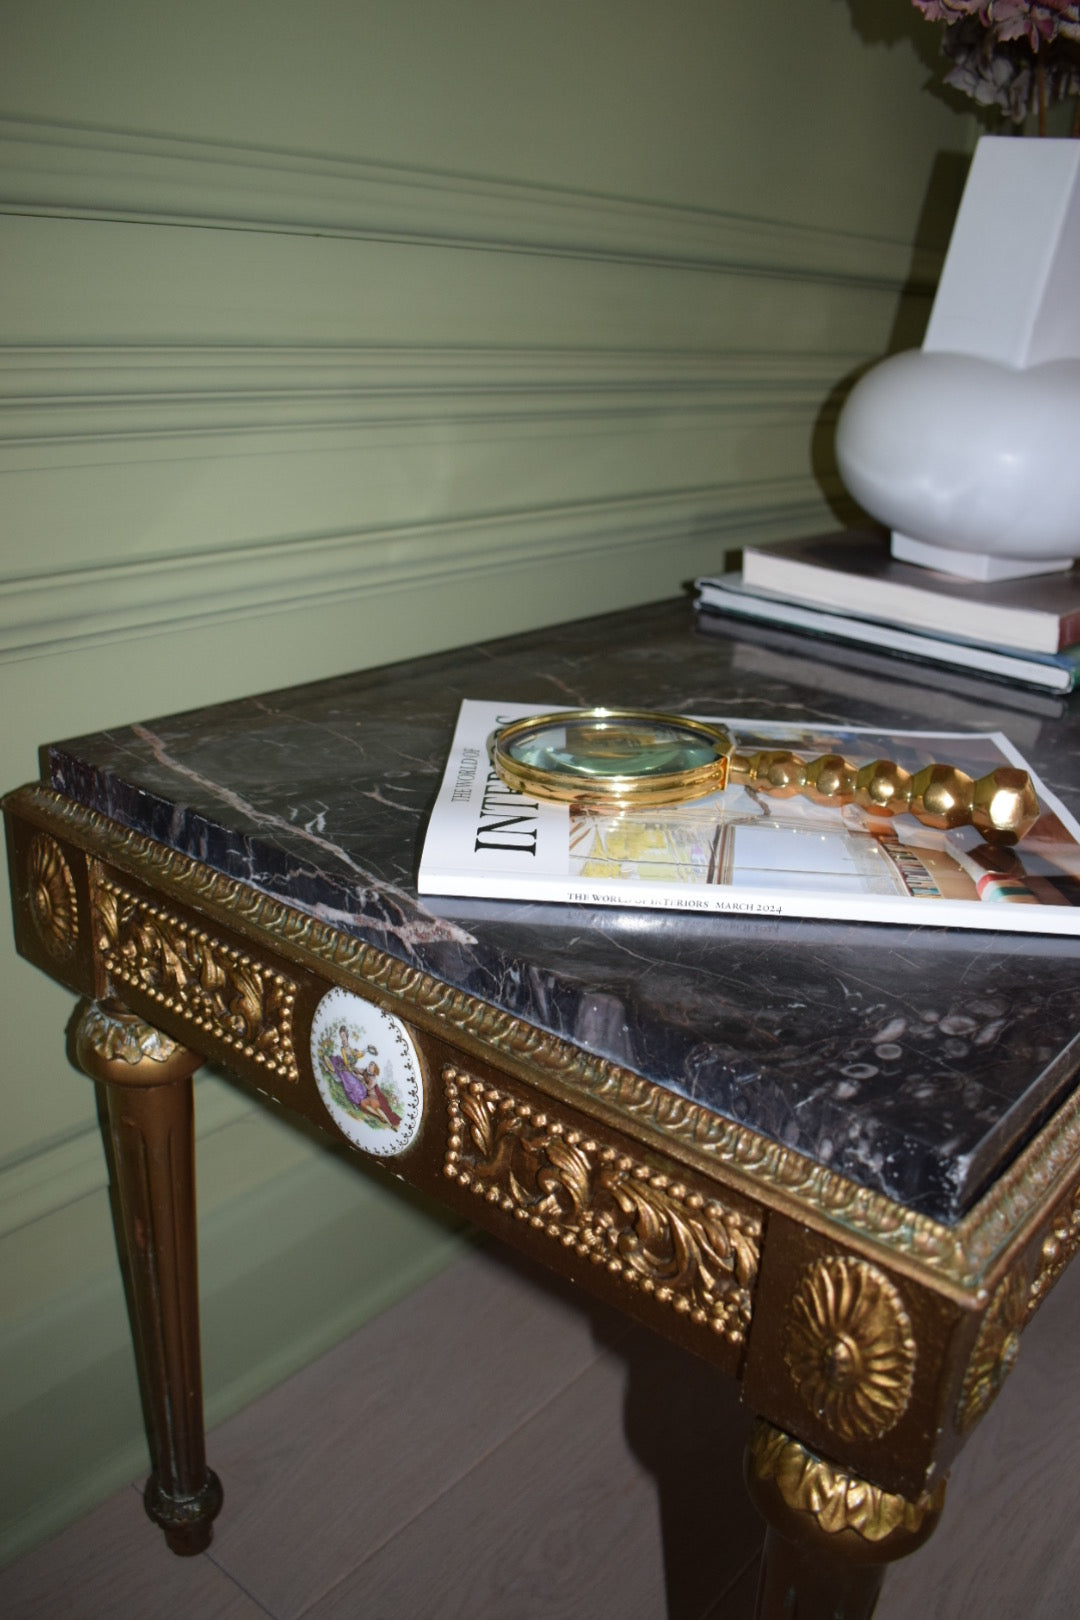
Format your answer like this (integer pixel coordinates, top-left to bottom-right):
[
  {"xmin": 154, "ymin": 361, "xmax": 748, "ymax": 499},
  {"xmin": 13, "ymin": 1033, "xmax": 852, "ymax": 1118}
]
[
  {"xmin": 74, "ymin": 998, "xmax": 201, "ymax": 1088},
  {"xmin": 746, "ymin": 1419, "xmax": 945, "ymax": 1555},
  {"xmin": 745, "ymin": 1420, "xmax": 946, "ymax": 1620}
]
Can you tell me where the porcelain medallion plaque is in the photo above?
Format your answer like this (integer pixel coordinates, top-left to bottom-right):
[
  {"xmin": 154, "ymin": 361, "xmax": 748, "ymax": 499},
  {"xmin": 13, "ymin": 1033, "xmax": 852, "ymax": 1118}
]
[{"xmin": 310, "ymin": 987, "xmax": 424, "ymax": 1156}]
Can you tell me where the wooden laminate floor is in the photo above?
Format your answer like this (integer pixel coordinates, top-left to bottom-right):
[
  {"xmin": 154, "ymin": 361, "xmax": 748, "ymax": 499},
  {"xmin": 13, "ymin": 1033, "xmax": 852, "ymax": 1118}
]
[{"xmin": 3, "ymin": 1233, "xmax": 1078, "ymax": 1619}]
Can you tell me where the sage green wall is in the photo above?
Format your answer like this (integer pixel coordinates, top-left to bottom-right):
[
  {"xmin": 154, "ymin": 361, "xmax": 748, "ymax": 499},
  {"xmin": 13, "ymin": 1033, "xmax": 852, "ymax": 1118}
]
[{"xmin": 0, "ymin": 0, "xmax": 973, "ymax": 1563}]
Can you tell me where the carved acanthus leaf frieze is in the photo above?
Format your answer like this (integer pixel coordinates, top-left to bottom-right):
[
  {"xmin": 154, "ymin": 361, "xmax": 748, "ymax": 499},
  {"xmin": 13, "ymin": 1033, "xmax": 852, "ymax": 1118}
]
[
  {"xmin": 1027, "ymin": 1180, "xmax": 1080, "ymax": 1322},
  {"xmin": 443, "ymin": 1065, "xmax": 760, "ymax": 1344},
  {"xmin": 91, "ymin": 868, "xmax": 299, "ymax": 1083}
]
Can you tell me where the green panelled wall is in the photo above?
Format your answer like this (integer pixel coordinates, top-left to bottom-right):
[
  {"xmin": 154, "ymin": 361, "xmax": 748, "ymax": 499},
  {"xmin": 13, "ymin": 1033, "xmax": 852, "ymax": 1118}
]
[{"xmin": 0, "ymin": 0, "xmax": 973, "ymax": 1563}]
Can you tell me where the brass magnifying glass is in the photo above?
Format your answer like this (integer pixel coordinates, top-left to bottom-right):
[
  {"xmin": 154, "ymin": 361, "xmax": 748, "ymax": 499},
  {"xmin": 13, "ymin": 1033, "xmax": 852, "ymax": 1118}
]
[{"xmin": 490, "ymin": 708, "xmax": 1039, "ymax": 842}]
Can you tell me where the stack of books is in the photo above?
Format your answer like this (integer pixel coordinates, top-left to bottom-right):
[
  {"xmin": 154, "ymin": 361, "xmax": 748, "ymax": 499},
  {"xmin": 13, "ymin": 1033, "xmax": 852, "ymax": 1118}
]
[{"xmin": 695, "ymin": 530, "xmax": 1080, "ymax": 695}]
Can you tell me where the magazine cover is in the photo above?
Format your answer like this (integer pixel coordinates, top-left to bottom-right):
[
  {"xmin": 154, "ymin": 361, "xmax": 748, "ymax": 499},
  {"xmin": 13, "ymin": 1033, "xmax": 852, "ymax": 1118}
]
[{"xmin": 417, "ymin": 700, "xmax": 1080, "ymax": 934}]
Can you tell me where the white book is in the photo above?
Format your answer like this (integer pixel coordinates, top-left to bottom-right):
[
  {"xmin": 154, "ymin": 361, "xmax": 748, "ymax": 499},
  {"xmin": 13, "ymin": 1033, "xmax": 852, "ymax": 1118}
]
[
  {"xmin": 739, "ymin": 531, "xmax": 1080, "ymax": 655},
  {"xmin": 418, "ymin": 700, "xmax": 1080, "ymax": 935}
]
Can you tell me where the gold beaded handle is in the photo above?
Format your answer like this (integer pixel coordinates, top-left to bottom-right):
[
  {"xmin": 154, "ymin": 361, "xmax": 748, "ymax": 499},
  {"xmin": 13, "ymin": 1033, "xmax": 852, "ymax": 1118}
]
[
  {"xmin": 730, "ymin": 750, "xmax": 1039, "ymax": 843},
  {"xmin": 490, "ymin": 709, "xmax": 1041, "ymax": 843}
]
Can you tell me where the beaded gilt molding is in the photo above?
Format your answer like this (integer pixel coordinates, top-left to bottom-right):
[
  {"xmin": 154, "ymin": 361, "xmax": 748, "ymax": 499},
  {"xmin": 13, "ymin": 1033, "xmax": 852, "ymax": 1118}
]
[
  {"xmin": 444, "ymin": 1064, "xmax": 760, "ymax": 1344},
  {"xmin": 1027, "ymin": 1179, "xmax": 1080, "ymax": 1320},
  {"xmin": 953, "ymin": 1184, "xmax": 1080, "ymax": 1437},
  {"xmin": 11, "ymin": 784, "xmax": 1080, "ymax": 1294},
  {"xmin": 91, "ymin": 864, "xmax": 300, "ymax": 1085}
]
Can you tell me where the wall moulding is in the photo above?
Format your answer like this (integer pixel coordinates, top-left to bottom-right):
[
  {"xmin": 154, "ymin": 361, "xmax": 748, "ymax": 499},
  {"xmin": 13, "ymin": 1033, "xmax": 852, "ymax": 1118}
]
[
  {"xmin": 0, "ymin": 478, "xmax": 826, "ymax": 664},
  {"xmin": 0, "ymin": 344, "xmax": 846, "ymax": 447},
  {"xmin": 0, "ymin": 1075, "xmax": 252, "ymax": 1243},
  {"xmin": 0, "ymin": 339, "xmax": 848, "ymax": 661},
  {"xmin": 0, "ymin": 117, "xmax": 940, "ymax": 292}
]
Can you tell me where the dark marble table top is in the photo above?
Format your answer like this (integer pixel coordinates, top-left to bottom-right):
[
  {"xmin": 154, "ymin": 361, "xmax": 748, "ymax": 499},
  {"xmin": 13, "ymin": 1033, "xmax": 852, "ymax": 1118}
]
[{"xmin": 46, "ymin": 598, "xmax": 1080, "ymax": 1223}]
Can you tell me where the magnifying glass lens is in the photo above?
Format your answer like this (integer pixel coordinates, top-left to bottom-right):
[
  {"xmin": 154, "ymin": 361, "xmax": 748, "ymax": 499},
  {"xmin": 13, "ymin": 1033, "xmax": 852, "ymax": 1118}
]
[{"xmin": 507, "ymin": 715, "xmax": 721, "ymax": 781}]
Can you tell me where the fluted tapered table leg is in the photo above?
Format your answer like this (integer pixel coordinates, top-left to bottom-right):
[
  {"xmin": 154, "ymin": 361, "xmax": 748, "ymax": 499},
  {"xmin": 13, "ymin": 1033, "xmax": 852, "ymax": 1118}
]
[
  {"xmin": 744, "ymin": 1420, "xmax": 945, "ymax": 1620},
  {"xmin": 75, "ymin": 999, "xmax": 223, "ymax": 1555}
]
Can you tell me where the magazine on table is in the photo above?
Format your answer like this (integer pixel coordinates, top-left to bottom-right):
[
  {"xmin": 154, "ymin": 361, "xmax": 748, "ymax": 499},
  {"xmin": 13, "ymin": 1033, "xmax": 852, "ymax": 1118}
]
[{"xmin": 417, "ymin": 700, "xmax": 1080, "ymax": 934}]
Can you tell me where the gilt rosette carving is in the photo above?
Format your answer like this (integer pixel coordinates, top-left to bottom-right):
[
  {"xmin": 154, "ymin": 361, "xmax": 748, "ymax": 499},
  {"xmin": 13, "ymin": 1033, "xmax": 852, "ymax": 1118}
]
[
  {"xmin": 783, "ymin": 1255, "xmax": 916, "ymax": 1441},
  {"xmin": 444, "ymin": 1067, "xmax": 760, "ymax": 1343},
  {"xmin": 27, "ymin": 832, "xmax": 78, "ymax": 957},
  {"xmin": 748, "ymin": 1420, "xmax": 945, "ymax": 1542},
  {"xmin": 91, "ymin": 870, "xmax": 299, "ymax": 1082},
  {"xmin": 957, "ymin": 1264, "xmax": 1030, "ymax": 1434}
]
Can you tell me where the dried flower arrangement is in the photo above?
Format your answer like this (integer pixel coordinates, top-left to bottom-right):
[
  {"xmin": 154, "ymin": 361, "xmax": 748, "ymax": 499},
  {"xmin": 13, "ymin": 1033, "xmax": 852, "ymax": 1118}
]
[{"xmin": 911, "ymin": 2, "xmax": 1080, "ymax": 131}]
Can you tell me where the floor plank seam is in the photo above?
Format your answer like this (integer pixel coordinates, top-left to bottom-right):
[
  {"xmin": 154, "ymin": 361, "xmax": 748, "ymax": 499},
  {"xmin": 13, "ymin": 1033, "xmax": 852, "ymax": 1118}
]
[
  {"xmin": 700, "ymin": 1545, "xmax": 762, "ymax": 1619},
  {"xmin": 288, "ymin": 1327, "xmax": 639, "ymax": 1620},
  {"xmin": 203, "ymin": 1549, "xmax": 285, "ymax": 1619},
  {"xmin": 119, "ymin": 1475, "xmax": 282, "ymax": 1619}
]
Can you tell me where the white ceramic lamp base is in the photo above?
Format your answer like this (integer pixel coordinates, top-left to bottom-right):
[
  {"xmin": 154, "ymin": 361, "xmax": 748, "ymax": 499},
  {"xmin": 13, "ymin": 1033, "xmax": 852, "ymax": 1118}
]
[
  {"xmin": 890, "ymin": 534, "xmax": 1072, "ymax": 583},
  {"xmin": 837, "ymin": 349, "xmax": 1080, "ymax": 582},
  {"xmin": 836, "ymin": 137, "xmax": 1080, "ymax": 581}
]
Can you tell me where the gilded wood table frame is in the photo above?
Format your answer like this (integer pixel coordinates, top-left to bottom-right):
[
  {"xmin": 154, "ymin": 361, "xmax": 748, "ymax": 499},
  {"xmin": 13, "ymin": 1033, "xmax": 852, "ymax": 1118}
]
[{"xmin": 8, "ymin": 781, "xmax": 1080, "ymax": 1614}]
